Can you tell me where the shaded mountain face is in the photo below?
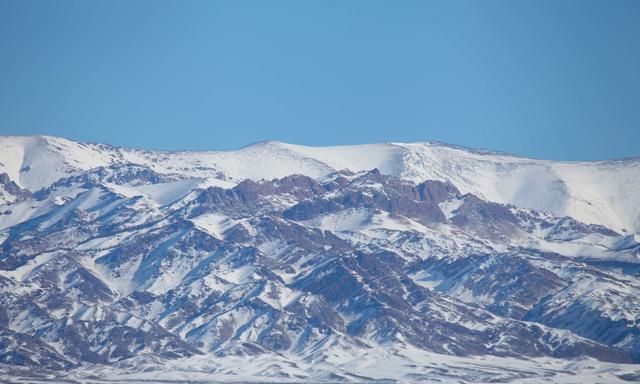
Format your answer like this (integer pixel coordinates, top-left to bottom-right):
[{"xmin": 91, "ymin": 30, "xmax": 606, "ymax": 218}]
[{"xmin": 0, "ymin": 136, "xmax": 639, "ymax": 382}]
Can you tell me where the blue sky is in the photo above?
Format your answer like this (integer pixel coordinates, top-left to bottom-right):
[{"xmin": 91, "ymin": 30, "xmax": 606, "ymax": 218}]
[{"xmin": 1, "ymin": 0, "xmax": 639, "ymax": 160}]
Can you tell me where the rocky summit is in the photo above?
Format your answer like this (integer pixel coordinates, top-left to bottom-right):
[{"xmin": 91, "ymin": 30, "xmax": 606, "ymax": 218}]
[{"xmin": 0, "ymin": 136, "xmax": 639, "ymax": 383}]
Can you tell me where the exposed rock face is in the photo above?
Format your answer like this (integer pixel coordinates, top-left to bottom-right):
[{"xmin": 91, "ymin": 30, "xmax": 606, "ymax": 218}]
[
  {"xmin": 0, "ymin": 152, "xmax": 639, "ymax": 381},
  {"xmin": 0, "ymin": 173, "xmax": 31, "ymax": 204},
  {"xmin": 282, "ymin": 170, "xmax": 452, "ymax": 225}
]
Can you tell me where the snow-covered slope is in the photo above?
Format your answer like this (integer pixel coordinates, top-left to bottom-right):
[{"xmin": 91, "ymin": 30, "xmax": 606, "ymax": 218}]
[
  {"xmin": 253, "ymin": 141, "xmax": 640, "ymax": 233},
  {"xmin": 0, "ymin": 136, "xmax": 638, "ymax": 232},
  {"xmin": 0, "ymin": 136, "xmax": 121, "ymax": 191}
]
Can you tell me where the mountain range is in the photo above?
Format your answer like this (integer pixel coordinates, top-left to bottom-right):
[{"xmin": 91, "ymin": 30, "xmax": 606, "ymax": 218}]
[{"xmin": 0, "ymin": 135, "xmax": 639, "ymax": 383}]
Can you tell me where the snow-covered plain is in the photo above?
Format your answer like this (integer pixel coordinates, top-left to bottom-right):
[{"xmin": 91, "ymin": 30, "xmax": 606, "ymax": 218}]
[{"xmin": 4, "ymin": 345, "xmax": 640, "ymax": 383}]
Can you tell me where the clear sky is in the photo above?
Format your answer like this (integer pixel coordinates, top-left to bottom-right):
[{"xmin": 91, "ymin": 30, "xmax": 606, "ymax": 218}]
[{"xmin": 1, "ymin": 0, "xmax": 639, "ymax": 160}]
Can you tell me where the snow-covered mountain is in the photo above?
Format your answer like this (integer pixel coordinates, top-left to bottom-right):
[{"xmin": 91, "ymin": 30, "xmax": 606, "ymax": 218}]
[
  {"xmin": 2, "ymin": 135, "xmax": 639, "ymax": 233},
  {"xmin": 0, "ymin": 135, "xmax": 639, "ymax": 383}
]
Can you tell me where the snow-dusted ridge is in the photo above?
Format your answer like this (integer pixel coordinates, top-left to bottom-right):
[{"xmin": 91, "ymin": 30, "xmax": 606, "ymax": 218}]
[{"xmin": 1, "ymin": 135, "xmax": 639, "ymax": 232}]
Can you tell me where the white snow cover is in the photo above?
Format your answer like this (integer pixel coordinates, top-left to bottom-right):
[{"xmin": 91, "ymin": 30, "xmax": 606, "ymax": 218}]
[
  {"xmin": 3, "ymin": 343, "xmax": 639, "ymax": 383},
  {"xmin": 1, "ymin": 135, "xmax": 637, "ymax": 232}
]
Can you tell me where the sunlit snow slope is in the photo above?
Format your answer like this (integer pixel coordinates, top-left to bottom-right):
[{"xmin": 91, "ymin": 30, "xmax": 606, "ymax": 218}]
[{"xmin": 1, "ymin": 135, "xmax": 637, "ymax": 232}]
